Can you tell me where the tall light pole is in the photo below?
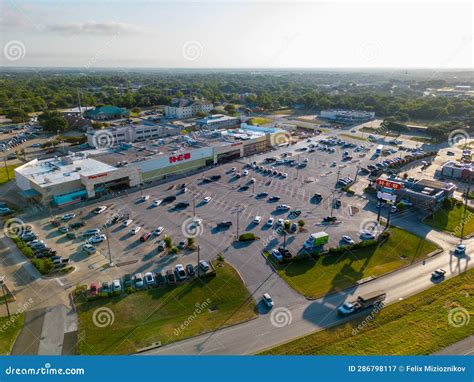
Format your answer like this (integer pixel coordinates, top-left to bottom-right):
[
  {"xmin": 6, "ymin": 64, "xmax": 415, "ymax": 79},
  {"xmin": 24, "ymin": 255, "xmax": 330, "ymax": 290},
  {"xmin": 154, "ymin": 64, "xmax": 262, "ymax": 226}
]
[
  {"xmin": 2, "ymin": 157, "xmax": 10, "ymax": 181},
  {"xmin": 236, "ymin": 208, "xmax": 241, "ymax": 239},
  {"xmin": 0, "ymin": 277, "xmax": 11, "ymax": 318},
  {"xmin": 104, "ymin": 224, "xmax": 113, "ymax": 266},
  {"xmin": 460, "ymin": 173, "xmax": 472, "ymax": 244},
  {"xmin": 197, "ymin": 245, "xmax": 201, "ymax": 279}
]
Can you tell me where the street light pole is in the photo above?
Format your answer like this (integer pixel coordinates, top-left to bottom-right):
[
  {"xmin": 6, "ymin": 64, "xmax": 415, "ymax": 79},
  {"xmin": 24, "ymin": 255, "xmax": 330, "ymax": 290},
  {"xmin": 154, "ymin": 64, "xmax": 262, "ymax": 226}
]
[
  {"xmin": 197, "ymin": 245, "xmax": 200, "ymax": 279},
  {"xmin": 104, "ymin": 224, "xmax": 113, "ymax": 266},
  {"xmin": 0, "ymin": 277, "xmax": 11, "ymax": 318}
]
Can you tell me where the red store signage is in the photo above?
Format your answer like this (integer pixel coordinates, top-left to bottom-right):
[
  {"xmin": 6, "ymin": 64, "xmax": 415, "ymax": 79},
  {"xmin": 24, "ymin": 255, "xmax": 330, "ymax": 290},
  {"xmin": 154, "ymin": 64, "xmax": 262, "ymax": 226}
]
[
  {"xmin": 169, "ymin": 153, "xmax": 191, "ymax": 163},
  {"xmin": 88, "ymin": 173, "xmax": 108, "ymax": 180},
  {"xmin": 376, "ymin": 179, "xmax": 402, "ymax": 190}
]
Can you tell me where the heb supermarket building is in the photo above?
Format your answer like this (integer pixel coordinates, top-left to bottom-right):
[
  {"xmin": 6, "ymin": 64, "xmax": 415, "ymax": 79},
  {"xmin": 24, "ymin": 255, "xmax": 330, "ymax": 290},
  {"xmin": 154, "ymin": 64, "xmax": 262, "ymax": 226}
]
[{"xmin": 15, "ymin": 126, "xmax": 284, "ymax": 207}]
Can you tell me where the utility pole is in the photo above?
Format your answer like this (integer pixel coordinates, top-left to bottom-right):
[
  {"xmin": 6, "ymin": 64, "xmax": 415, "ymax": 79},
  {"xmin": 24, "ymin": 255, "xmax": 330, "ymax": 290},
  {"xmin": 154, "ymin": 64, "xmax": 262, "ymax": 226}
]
[
  {"xmin": 330, "ymin": 168, "xmax": 341, "ymax": 218},
  {"xmin": 354, "ymin": 162, "xmax": 361, "ymax": 183},
  {"xmin": 0, "ymin": 277, "xmax": 11, "ymax": 318},
  {"xmin": 385, "ymin": 202, "xmax": 392, "ymax": 230},
  {"xmin": 460, "ymin": 174, "xmax": 472, "ymax": 244},
  {"xmin": 197, "ymin": 245, "xmax": 201, "ymax": 279},
  {"xmin": 104, "ymin": 224, "xmax": 113, "ymax": 266}
]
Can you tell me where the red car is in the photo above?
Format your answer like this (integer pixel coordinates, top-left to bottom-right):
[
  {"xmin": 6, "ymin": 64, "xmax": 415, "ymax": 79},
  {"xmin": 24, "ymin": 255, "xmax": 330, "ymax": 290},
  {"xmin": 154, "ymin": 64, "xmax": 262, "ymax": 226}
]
[
  {"xmin": 90, "ymin": 282, "xmax": 98, "ymax": 296},
  {"xmin": 140, "ymin": 232, "xmax": 152, "ymax": 242}
]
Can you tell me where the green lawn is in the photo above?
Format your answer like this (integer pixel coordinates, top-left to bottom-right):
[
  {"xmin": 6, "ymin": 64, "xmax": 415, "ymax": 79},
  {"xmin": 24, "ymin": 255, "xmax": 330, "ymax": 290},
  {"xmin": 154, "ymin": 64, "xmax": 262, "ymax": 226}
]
[
  {"xmin": 340, "ymin": 133, "xmax": 367, "ymax": 141},
  {"xmin": 249, "ymin": 117, "xmax": 271, "ymax": 126},
  {"xmin": 77, "ymin": 260, "xmax": 257, "ymax": 354},
  {"xmin": 261, "ymin": 268, "xmax": 474, "ymax": 355},
  {"xmin": 0, "ymin": 314, "xmax": 24, "ymax": 354},
  {"xmin": 424, "ymin": 204, "xmax": 474, "ymax": 238},
  {"xmin": 269, "ymin": 227, "xmax": 438, "ymax": 299},
  {"xmin": 0, "ymin": 164, "xmax": 18, "ymax": 185}
]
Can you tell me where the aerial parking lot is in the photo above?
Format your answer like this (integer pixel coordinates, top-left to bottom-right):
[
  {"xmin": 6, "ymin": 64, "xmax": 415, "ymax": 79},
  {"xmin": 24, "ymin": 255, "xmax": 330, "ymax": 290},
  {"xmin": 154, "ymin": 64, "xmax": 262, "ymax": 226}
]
[{"xmin": 24, "ymin": 131, "xmax": 420, "ymax": 295}]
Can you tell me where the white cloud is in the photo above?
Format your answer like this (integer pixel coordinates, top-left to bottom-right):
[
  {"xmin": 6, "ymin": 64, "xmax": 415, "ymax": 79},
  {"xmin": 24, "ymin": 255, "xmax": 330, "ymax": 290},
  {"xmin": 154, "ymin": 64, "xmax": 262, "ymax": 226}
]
[{"xmin": 47, "ymin": 21, "xmax": 140, "ymax": 35}]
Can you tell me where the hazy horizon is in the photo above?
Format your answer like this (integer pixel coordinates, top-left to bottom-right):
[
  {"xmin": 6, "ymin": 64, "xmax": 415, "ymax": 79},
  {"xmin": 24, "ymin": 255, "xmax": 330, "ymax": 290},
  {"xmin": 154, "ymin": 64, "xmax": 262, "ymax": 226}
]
[{"xmin": 0, "ymin": 0, "xmax": 472, "ymax": 69}]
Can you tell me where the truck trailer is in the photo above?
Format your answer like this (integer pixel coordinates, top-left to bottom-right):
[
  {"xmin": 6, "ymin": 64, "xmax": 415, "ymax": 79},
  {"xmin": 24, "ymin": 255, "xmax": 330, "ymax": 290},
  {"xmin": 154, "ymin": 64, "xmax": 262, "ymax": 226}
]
[
  {"xmin": 303, "ymin": 232, "xmax": 329, "ymax": 249},
  {"xmin": 337, "ymin": 290, "xmax": 386, "ymax": 316}
]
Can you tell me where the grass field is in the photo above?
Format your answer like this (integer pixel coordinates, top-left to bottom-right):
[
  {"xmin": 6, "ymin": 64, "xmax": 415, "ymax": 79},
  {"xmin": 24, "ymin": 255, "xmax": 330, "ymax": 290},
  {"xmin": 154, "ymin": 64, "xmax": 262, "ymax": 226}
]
[
  {"xmin": 340, "ymin": 133, "xmax": 367, "ymax": 141},
  {"xmin": 424, "ymin": 204, "xmax": 474, "ymax": 238},
  {"xmin": 0, "ymin": 314, "xmax": 24, "ymax": 355},
  {"xmin": 0, "ymin": 164, "xmax": 18, "ymax": 185},
  {"xmin": 260, "ymin": 268, "xmax": 474, "ymax": 355},
  {"xmin": 77, "ymin": 260, "xmax": 257, "ymax": 354},
  {"xmin": 248, "ymin": 117, "xmax": 272, "ymax": 126},
  {"xmin": 269, "ymin": 227, "xmax": 438, "ymax": 299}
]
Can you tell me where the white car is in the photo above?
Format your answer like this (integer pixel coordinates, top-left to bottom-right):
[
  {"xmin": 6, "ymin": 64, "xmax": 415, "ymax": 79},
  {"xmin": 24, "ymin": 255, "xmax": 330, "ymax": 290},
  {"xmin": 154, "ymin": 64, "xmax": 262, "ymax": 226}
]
[
  {"xmin": 331, "ymin": 161, "xmax": 337, "ymax": 167},
  {"xmin": 342, "ymin": 235, "xmax": 354, "ymax": 245},
  {"xmin": 131, "ymin": 226, "xmax": 142, "ymax": 235},
  {"xmin": 266, "ymin": 217, "xmax": 274, "ymax": 226},
  {"xmin": 230, "ymin": 167, "xmax": 237, "ymax": 172},
  {"xmin": 123, "ymin": 219, "xmax": 133, "ymax": 227},
  {"xmin": 112, "ymin": 279, "xmax": 122, "ymax": 292},
  {"xmin": 271, "ymin": 249, "xmax": 282, "ymax": 261},
  {"xmin": 134, "ymin": 273, "xmax": 144, "ymax": 288},
  {"xmin": 203, "ymin": 196, "xmax": 212, "ymax": 203},
  {"xmin": 139, "ymin": 195, "xmax": 150, "ymax": 202},
  {"xmin": 61, "ymin": 213, "xmax": 76, "ymax": 221},
  {"xmin": 242, "ymin": 170, "xmax": 249, "ymax": 176},
  {"xmin": 282, "ymin": 173, "xmax": 288, "ymax": 178},
  {"xmin": 82, "ymin": 243, "xmax": 96, "ymax": 254},
  {"xmin": 144, "ymin": 272, "xmax": 155, "ymax": 285},
  {"xmin": 87, "ymin": 234, "xmax": 107, "ymax": 244},
  {"xmin": 390, "ymin": 205, "xmax": 397, "ymax": 213},
  {"xmin": 253, "ymin": 216, "xmax": 262, "ymax": 224},
  {"xmin": 303, "ymin": 158, "xmax": 309, "ymax": 163},
  {"xmin": 93, "ymin": 206, "xmax": 107, "ymax": 214},
  {"xmin": 153, "ymin": 226, "xmax": 164, "ymax": 236},
  {"xmin": 360, "ymin": 231, "xmax": 376, "ymax": 240},
  {"xmin": 175, "ymin": 264, "xmax": 187, "ymax": 281},
  {"xmin": 454, "ymin": 244, "xmax": 466, "ymax": 254},
  {"xmin": 82, "ymin": 228, "xmax": 101, "ymax": 237},
  {"xmin": 262, "ymin": 293, "xmax": 274, "ymax": 308},
  {"xmin": 277, "ymin": 218, "xmax": 284, "ymax": 226},
  {"xmin": 276, "ymin": 204, "xmax": 291, "ymax": 211},
  {"xmin": 152, "ymin": 199, "xmax": 162, "ymax": 207}
]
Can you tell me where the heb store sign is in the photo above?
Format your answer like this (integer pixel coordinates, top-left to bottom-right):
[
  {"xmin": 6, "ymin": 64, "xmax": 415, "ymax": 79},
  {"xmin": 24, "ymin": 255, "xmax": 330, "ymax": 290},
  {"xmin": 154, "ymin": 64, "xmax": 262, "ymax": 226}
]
[
  {"xmin": 88, "ymin": 173, "xmax": 108, "ymax": 180},
  {"xmin": 376, "ymin": 178, "xmax": 402, "ymax": 190},
  {"xmin": 169, "ymin": 153, "xmax": 191, "ymax": 163}
]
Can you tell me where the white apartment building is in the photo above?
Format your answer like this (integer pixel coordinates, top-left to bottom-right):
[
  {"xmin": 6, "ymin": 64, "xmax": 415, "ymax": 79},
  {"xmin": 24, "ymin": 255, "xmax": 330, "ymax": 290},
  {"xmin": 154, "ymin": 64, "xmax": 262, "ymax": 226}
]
[{"xmin": 164, "ymin": 98, "xmax": 213, "ymax": 119}]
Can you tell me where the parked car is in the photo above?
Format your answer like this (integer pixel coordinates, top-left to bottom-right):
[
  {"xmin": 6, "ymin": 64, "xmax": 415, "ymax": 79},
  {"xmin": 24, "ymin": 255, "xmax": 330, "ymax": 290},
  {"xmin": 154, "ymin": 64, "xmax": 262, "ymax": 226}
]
[
  {"xmin": 131, "ymin": 226, "xmax": 142, "ymax": 235},
  {"xmin": 123, "ymin": 274, "xmax": 133, "ymax": 288},
  {"xmin": 134, "ymin": 273, "xmax": 144, "ymax": 288},
  {"xmin": 70, "ymin": 221, "xmax": 85, "ymax": 229},
  {"xmin": 186, "ymin": 264, "xmax": 195, "ymax": 277},
  {"xmin": 153, "ymin": 226, "xmax": 164, "ymax": 236},
  {"xmin": 61, "ymin": 213, "xmax": 76, "ymax": 221},
  {"xmin": 175, "ymin": 264, "xmax": 187, "ymax": 280},
  {"xmin": 144, "ymin": 272, "xmax": 155, "ymax": 285},
  {"xmin": 162, "ymin": 195, "xmax": 177, "ymax": 203},
  {"xmin": 199, "ymin": 260, "xmax": 210, "ymax": 272},
  {"xmin": 92, "ymin": 206, "xmax": 107, "ymax": 214},
  {"xmin": 266, "ymin": 217, "xmax": 274, "ymax": 226},
  {"xmin": 253, "ymin": 216, "xmax": 262, "ymax": 224},
  {"xmin": 90, "ymin": 282, "xmax": 98, "ymax": 296},
  {"xmin": 123, "ymin": 219, "xmax": 133, "ymax": 227},
  {"xmin": 82, "ymin": 228, "xmax": 101, "ymax": 236},
  {"xmin": 217, "ymin": 221, "xmax": 232, "ymax": 228},
  {"xmin": 342, "ymin": 235, "xmax": 354, "ymax": 245},
  {"xmin": 166, "ymin": 269, "xmax": 176, "ymax": 284},
  {"xmin": 140, "ymin": 232, "xmax": 152, "ymax": 242},
  {"xmin": 112, "ymin": 279, "xmax": 122, "ymax": 292},
  {"xmin": 271, "ymin": 249, "xmax": 283, "ymax": 262},
  {"xmin": 87, "ymin": 234, "xmax": 107, "ymax": 244},
  {"xmin": 152, "ymin": 199, "xmax": 162, "ymax": 207},
  {"xmin": 175, "ymin": 202, "xmax": 190, "ymax": 209},
  {"xmin": 82, "ymin": 243, "xmax": 96, "ymax": 254},
  {"xmin": 101, "ymin": 281, "xmax": 111, "ymax": 294}
]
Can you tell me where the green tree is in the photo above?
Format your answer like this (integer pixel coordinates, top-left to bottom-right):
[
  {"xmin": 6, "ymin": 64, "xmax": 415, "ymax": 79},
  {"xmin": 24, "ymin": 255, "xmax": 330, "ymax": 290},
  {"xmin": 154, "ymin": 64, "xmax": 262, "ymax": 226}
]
[{"xmin": 38, "ymin": 110, "xmax": 68, "ymax": 132}]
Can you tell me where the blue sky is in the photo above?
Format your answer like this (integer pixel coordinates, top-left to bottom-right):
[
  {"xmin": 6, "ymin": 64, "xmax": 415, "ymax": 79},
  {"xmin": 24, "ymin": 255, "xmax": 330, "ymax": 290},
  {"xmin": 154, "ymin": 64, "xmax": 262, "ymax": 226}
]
[{"xmin": 0, "ymin": 0, "xmax": 472, "ymax": 68}]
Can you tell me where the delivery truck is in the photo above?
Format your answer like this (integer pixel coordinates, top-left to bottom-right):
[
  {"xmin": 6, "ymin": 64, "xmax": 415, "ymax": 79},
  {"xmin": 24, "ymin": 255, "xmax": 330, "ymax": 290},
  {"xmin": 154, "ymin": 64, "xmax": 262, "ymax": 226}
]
[
  {"xmin": 337, "ymin": 290, "xmax": 386, "ymax": 316},
  {"xmin": 303, "ymin": 232, "xmax": 329, "ymax": 249}
]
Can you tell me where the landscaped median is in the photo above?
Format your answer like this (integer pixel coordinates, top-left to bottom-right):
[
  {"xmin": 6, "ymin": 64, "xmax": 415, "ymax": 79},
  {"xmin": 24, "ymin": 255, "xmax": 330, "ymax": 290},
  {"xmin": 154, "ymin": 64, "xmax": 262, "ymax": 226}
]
[
  {"xmin": 265, "ymin": 227, "xmax": 439, "ymax": 299},
  {"xmin": 260, "ymin": 268, "xmax": 474, "ymax": 355},
  {"xmin": 75, "ymin": 259, "xmax": 257, "ymax": 355}
]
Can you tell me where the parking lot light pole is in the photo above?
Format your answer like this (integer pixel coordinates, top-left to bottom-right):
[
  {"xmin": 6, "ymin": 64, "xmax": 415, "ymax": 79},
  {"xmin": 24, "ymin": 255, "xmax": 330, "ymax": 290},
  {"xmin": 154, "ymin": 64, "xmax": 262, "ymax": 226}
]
[
  {"xmin": 197, "ymin": 245, "xmax": 200, "ymax": 279},
  {"xmin": 0, "ymin": 277, "xmax": 11, "ymax": 318},
  {"xmin": 104, "ymin": 224, "xmax": 113, "ymax": 266},
  {"xmin": 236, "ymin": 208, "xmax": 240, "ymax": 239},
  {"xmin": 192, "ymin": 195, "xmax": 196, "ymax": 217}
]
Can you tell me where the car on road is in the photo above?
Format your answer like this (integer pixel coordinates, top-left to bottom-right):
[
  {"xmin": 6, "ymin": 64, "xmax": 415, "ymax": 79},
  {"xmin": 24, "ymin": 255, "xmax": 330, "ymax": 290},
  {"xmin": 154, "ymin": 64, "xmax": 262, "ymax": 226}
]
[
  {"xmin": 82, "ymin": 244, "xmax": 96, "ymax": 254},
  {"xmin": 203, "ymin": 196, "xmax": 212, "ymax": 203},
  {"xmin": 217, "ymin": 221, "xmax": 232, "ymax": 228},
  {"xmin": 131, "ymin": 226, "xmax": 142, "ymax": 235},
  {"xmin": 262, "ymin": 293, "xmax": 274, "ymax": 308},
  {"xmin": 342, "ymin": 235, "xmax": 354, "ymax": 245},
  {"xmin": 199, "ymin": 260, "xmax": 210, "ymax": 272},
  {"xmin": 134, "ymin": 273, "xmax": 144, "ymax": 288},
  {"xmin": 253, "ymin": 216, "xmax": 262, "ymax": 224},
  {"xmin": 123, "ymin": 219, "xmax": 133, "ymax": 227},
  {"xmin": 431, "ymin": 268, "xmax": 446, "ymax": 279},
  {"xmin": 266, "ymin": 217, "xmax": 274, "ymax": 226},
  {"xmin": 87, "ymin": 234, "xmax": 107, "ymax": 244},
  {"xmin": 144, "ymin": 272, "xmax": 155, "ymax": 285},
  {"xmin": 140, "ymin": 232, "xmax": 152, "ymax": 242},
  {"xmin": 186, "ymin": 264, "xmax": 195, "ymax": 277},
  {"xmin": 175, "ymin": 264, "xmax": 187, "ymax": 280},
  {"xmin": 454, "ymin": 244, "xmax": 466, "ymax": 254},
  {"xmin": 152, "ymin": 199, "xmax": 162, "ymax": 207},
  {"xmin": 61, "ymin": 213, "xmax": 76, "ymax": 221},
  {"xmin": 153, "ymin": 226, "xmax": 164, "ymax": 236},
  {"xmin": 92, "ymin": 206, "xmax": 107, "ymax": 214},
  {"xmin": 112, "ymin": 279, "xmax": 122, "ymax": 292}
]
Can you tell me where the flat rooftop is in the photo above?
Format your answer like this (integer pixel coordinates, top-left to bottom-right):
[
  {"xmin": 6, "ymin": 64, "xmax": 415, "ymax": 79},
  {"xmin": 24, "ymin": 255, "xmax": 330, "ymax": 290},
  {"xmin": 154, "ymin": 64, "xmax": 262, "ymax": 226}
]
[{"xmin": 16, "ymin": 155, "xmax": 117, "ymax": 188}]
